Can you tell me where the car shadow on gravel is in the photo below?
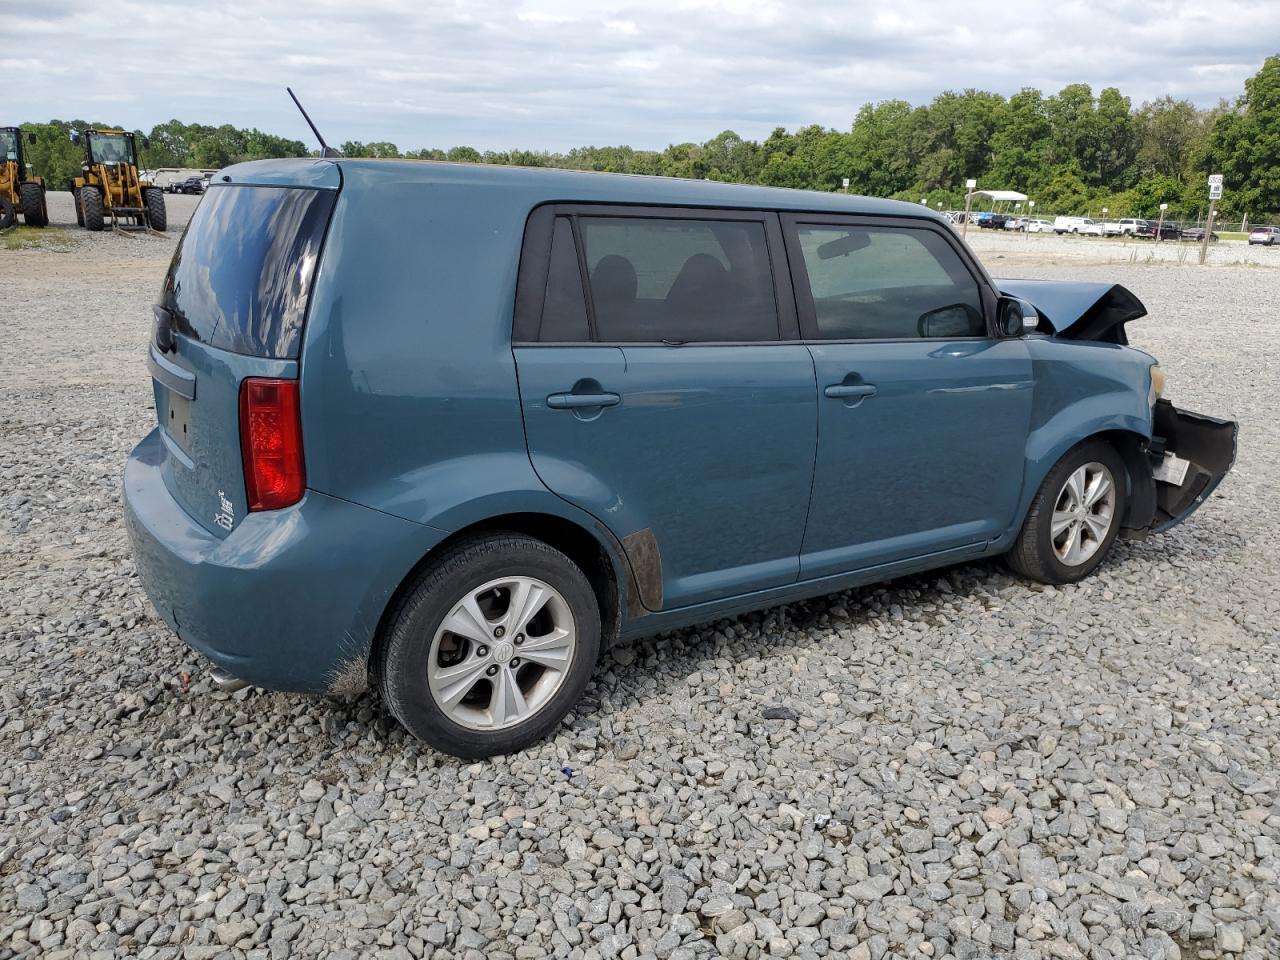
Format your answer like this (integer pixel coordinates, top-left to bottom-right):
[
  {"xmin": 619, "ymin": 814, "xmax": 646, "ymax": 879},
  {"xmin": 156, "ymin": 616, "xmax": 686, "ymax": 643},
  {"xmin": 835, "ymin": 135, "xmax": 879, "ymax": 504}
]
[
  {"xmin": 263, "ymin": 520, "xmax": 1242, "ymax": 764},
  {"xmin": 317, "ymin": 554, "xmax": 1047, "ymax": 760}
]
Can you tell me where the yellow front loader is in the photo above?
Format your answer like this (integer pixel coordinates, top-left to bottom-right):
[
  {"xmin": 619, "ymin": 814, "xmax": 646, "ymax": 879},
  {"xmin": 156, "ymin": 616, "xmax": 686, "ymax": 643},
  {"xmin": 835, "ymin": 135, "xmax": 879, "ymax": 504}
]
[
  {"xmin": 71, "ymin": 128, "xmax": 166, "ymax": 232},
  {"xmin": 0, "ymin": 126, "xmax": 48, "ymax": 229}
]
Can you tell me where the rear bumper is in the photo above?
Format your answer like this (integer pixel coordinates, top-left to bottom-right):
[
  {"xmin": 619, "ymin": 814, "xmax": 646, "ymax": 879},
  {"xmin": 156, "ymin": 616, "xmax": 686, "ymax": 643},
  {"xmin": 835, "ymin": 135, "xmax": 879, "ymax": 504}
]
[{"xmin": 124, "ymin": 429, "xmax": 444, "ymax": 693}]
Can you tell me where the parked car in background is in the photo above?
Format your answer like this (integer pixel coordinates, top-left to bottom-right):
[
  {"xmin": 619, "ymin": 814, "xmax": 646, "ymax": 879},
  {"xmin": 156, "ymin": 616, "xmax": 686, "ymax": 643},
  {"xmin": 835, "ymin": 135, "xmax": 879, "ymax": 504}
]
[
  {"xmin": 1080, "ymin": 222, "xmax": 1105, "ymax": 236},
  {"xmin": 977, "ymin": 212, "xmax": 1010, "ymax": 229},
  {"xmin": 1003, "ymin": 217, "xmax": 1027, "ymax": 231},
  {"xmin": 1054, "ymin": 216, "xmax": 1095, "ymax": 234},
  {"xmin": 123, "ymin": 159, "xmax": 1237, "ymax": 757},
  {"xmin": 1150, "ymin": 221, "xmax": 1182, "ymax": 241},
  {"xmin": 166, "ymin": 176, "xmax": 206, "ymax": 195},
  {"xmin": 1248, "ymin": 226, "xmax": 1279, "ymax": 245},
  {"xmin": 1103, "ymin": 218, "xmax": 1146, "ymax": 237},
  {"xmin": 1025, "ymin": 218, "xmax": 1055, "ymax": 233},
  {"xmin": 1181, "ymin": 227, "xmax": 1219, "ymax": 243}
]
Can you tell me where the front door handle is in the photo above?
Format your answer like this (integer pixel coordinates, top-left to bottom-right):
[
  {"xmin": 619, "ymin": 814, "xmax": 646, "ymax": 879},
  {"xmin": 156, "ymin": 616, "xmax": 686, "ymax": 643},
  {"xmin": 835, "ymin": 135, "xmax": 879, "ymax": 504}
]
[
  {"xmin": 547, "ymin": 392, "xmax": 621, "ymax": 410},
  {"xmin": 824, "ymin": 383, "xmax": 877, "ymax": 400}
]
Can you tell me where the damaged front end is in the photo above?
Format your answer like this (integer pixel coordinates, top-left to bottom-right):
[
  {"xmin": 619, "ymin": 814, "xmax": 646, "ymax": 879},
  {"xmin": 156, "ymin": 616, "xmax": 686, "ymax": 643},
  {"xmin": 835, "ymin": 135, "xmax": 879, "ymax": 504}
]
[
  {"xmin": 995, "ymin": 277, "xmax": 1238, "ymax": 537},
  {"xmin": 1141, "ymin": 400, "xmax": 1238, "ymax": 534},
  {"xmin": 996, "ymin": 278, "xmax": 1147, "ymax": 343}
]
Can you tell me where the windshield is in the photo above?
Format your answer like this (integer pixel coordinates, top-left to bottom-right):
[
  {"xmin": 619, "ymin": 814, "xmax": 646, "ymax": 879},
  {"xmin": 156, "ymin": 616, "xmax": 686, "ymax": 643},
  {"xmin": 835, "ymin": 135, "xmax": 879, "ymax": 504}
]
[
  {"xmin": 0, "ymin": 130, "xmax": 16, "ymax": 161},
  {"xmin": 89, "ymin": 133, "xmax": 133, "ymax": 165}
]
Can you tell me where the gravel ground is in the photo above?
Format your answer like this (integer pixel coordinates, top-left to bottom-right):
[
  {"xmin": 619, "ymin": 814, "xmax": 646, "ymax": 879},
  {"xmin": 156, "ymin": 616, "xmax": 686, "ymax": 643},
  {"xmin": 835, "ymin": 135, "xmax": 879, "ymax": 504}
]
[{"xmin": 1, "ymin": 191, "xmax": 1278, "ymax": 960}]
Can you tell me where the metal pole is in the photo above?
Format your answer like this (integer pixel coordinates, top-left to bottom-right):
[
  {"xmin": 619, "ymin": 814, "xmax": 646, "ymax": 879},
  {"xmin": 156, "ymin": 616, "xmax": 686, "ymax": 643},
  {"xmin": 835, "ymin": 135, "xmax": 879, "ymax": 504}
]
[
  {"xmin": 1199, "ymin": 204, "xmax": 1217, "ymax": 265},
  {"xmin": 962, "ymin": 191, "xmax": 973, "ymax": 240}
]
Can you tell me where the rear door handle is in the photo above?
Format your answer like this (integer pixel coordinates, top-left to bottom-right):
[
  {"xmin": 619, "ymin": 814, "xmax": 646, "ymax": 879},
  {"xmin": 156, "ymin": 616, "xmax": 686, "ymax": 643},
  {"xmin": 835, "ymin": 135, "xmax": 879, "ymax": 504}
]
[
  {"xmin": 824, "ymin": 383, "xmax": 877, "ymax": 400},
  {"xmin": 546, "ymin": 392, "xmax": 621, "ymax": 410}
]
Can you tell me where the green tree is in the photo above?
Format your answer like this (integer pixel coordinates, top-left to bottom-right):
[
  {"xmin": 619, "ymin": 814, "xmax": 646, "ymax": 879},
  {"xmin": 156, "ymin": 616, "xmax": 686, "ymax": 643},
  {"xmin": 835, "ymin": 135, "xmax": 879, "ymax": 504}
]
[
  {"xmin": 846, "ymin": 100, "xmax": 914, "ymax": 195},
  {"xmin": 1200, "ymin": 54, "xmax": 1280, "ymax": 218},
  {"xmin": 988, "ymin": 89, "xmax": 1050, "ymax": 189},
  {"xmin": 1134, "ymin": 96, "xmax": 1211, "ymax": 180},
  {"xmin": 1094, "ymin": 87, "xmax": 1138, "ymax": 187}
]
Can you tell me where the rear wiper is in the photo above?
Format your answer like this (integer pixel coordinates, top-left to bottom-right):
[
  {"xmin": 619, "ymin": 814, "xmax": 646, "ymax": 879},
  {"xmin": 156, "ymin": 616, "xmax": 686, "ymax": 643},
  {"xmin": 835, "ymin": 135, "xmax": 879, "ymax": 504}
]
[{"xmin": 660, "ymin": 338, "xmax": 688, "ymax": 346}]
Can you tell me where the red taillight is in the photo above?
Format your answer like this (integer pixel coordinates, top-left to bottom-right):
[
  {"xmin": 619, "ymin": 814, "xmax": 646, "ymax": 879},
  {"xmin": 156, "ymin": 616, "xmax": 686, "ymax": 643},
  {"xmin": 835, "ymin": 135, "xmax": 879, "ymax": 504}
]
[{"xmin": 239, "ymin": 378, "xmax": 305, "ymax": 511}]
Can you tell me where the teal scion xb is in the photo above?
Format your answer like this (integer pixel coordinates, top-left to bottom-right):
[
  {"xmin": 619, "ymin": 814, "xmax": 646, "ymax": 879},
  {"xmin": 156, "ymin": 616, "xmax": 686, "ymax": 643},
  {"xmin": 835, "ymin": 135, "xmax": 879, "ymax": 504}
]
[{"xmin": 124, "ymin": 158, "xmax": 1236, "ymax": 757}]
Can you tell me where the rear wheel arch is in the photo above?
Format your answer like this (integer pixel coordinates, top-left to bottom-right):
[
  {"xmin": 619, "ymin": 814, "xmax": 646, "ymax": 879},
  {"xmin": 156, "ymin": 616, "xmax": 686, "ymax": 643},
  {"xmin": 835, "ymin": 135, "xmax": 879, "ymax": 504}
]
[{"xmin": 369, "ymin": 512, "xmax": 625, "ymax": 687}]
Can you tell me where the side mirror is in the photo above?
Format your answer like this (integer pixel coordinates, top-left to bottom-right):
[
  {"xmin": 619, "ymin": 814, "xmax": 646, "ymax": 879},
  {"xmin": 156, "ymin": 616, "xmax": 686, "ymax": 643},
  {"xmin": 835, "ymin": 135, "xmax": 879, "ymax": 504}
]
[
  {"xmin": 26, "ymin": 132, "xmax": 37, "ymax": 144},
  {"xmin": 997, "ymin": 296, "xmax": 1038, "ymax": 337},
  {"xmin": 143, "ymin": 137, "xmax": 151, "ymax": 150}
]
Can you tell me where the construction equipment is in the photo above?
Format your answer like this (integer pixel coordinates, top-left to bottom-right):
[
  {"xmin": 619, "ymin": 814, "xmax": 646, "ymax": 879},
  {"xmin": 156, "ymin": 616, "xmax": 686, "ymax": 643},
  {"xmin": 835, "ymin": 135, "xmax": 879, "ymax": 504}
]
[
  {"xmin": 71, "ymin": 128, "xmax": 166, "ymax": 232},
  {"xmin": 0, "ymin": 126, "xmax": 48, "ymax": 229}
]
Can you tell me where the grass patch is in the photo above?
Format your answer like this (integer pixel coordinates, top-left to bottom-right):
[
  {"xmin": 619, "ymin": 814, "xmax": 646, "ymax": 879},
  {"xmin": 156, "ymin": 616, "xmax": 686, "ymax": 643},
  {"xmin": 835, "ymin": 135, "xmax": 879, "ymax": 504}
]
[
  {"xmin": 2, "ymin": 226, "xmax": 75, "ymax": 251},
  {"xmin": 1217, "ymin": 231, "xmax": 1247, "ymax": 241}
]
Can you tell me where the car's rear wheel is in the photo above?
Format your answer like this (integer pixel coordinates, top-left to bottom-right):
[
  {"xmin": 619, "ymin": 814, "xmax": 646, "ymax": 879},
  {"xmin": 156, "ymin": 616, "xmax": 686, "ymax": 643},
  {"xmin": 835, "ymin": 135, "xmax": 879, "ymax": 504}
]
[
  {"xmin": 1007, "ymin": 440, "xmax": 1127, "ymax": 585},
  {"xmin": 375, "ymin": 534, "xmax": 600, "ymax": 758}
]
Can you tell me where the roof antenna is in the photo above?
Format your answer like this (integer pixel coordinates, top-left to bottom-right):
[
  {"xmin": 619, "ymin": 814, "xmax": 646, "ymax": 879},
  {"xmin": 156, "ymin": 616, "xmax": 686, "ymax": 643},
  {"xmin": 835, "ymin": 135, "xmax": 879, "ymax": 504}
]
[{"xmin": 287, "ymin": 87, "xmax": 342, "ymax": 158}]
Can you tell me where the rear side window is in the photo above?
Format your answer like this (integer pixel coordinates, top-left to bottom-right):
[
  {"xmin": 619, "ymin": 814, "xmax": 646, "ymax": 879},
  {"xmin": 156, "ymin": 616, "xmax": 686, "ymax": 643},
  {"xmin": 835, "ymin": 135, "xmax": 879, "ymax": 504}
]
[
  {"xmin": 793, "ymin": 225, "xmax": 985, "ymax": 340},
  {"xmin": 577, "ymin": 217, "xmax": 779, "ymax": 342},
  {"xmin": 162, "ymin": 185, "xmax": 335, "ymax": 359}
]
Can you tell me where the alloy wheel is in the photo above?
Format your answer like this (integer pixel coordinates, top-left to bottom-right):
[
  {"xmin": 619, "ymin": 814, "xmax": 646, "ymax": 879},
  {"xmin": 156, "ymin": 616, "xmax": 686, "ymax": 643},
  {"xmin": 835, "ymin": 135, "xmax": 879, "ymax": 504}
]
[
  {"xmin": 426, "ymin": 576, "xmax": 576, "ymax": 730},
  {"xmin": 1051, "ymin": 462, "xmax": 1117, "ymax": 567}
]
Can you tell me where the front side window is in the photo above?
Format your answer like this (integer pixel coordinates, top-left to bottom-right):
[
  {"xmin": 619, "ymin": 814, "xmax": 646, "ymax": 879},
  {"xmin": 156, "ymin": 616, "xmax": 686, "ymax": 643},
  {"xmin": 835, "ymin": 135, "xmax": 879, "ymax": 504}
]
[
  {"xmin": 794, "ymin": 224, "xmax": 985, "ymax": 340},
  {"xmin": 578, "ymin": 217, "xmax": 779, "ymax": 342},
  {"xmin": 0, "ymin": 130, "xmax": 16, "ymax": 161}
]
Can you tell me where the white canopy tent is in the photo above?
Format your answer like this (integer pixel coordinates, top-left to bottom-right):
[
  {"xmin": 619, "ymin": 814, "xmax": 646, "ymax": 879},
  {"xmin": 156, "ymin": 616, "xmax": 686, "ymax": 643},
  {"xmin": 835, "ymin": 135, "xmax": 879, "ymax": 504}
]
[{"xmin": 973, "ymin": 189, "xmax": 1028, "ymax": 203}]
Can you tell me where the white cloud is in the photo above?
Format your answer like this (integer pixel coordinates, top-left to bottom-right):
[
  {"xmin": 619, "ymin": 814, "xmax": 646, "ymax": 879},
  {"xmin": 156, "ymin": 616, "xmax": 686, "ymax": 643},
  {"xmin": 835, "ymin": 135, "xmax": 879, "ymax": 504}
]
[{"xmin": 10, "ymin": 0, "xmax": 1277, "ymax": 151}]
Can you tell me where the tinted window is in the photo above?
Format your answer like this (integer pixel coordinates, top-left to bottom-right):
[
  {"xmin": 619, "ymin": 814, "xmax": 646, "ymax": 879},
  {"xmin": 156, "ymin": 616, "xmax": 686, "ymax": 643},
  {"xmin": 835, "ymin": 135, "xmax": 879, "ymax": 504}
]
[
  {"xmin": 795, "ymin": 225, "xmax": 985, "ymax": 340},
  {"xmin": 162, "ymin": 185, "xmax": 335, "ymax": 359},
  {"xmin": 579, "ymin": 217, "xmax": 778, "ymax": 342},
  {"xmin": 539, "ymin": 217, "xmax": 589, "ymax": 341}
]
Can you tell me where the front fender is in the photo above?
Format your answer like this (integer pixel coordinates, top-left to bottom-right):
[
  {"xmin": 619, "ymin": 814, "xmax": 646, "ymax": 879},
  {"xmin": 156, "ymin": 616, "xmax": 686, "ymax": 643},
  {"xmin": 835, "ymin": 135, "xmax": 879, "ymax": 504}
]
[{"xmin": 1002, "ymin": 338, "xmax": 1155, "ymax": 545}]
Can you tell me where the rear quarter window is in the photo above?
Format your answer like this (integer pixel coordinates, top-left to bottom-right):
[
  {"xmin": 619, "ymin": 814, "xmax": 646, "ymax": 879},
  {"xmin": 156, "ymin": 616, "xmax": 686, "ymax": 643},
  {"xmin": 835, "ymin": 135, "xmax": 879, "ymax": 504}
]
[{"xmin": 162, "ymin": 185, "xmax": 335, "ymax": 359}]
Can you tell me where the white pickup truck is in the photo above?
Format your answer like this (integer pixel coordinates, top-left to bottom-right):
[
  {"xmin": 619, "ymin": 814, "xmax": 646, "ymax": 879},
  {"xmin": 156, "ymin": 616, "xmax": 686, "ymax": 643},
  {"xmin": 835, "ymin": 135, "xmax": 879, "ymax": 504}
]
[{"xmin": 1103, "ymin": 218, "xmax": 1146, "ymax": 237}]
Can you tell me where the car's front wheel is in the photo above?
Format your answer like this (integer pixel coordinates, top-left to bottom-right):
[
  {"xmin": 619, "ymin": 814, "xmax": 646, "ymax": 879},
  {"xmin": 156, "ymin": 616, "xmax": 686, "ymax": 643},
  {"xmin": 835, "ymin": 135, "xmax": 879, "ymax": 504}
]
[
  {"xmin": 375, "ymin": 534, "xmax": 601, "ymax": 758},
  {"xmin": 1007, "ymin": 440, "xmax": 1127, "ymax": 584}
]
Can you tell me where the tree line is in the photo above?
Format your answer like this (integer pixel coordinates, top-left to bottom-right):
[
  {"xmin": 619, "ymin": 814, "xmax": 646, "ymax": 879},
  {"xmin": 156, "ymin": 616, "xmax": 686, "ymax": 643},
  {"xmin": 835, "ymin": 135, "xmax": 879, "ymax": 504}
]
[{"xmin": 21, "ymin": 55, "xmax": 1279, "ymax": 220}]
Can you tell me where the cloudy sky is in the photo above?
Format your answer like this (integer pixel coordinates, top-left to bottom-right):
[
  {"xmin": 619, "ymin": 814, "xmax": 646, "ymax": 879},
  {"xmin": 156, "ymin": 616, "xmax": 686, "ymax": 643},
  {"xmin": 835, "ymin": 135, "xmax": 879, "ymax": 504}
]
[{"xmin": 10, "ymin": 0, "xmax": 1277, "ymax": 152}]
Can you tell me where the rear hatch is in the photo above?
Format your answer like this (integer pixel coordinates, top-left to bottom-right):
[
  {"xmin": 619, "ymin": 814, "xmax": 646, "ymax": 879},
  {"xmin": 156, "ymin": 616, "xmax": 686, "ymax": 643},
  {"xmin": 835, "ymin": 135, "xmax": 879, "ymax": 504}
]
[{"xmin": 149, "ymin": 171, "xmax": 338, "ymax": 536}]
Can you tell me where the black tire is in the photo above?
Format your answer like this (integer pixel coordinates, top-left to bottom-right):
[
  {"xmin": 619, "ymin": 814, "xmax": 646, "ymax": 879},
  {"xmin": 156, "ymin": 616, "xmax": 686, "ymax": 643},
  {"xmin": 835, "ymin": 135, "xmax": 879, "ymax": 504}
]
[
  {"xmin": 144, "ymin": 187, "xmax": 167, "ymax": 231},
  {"xmin": 19, "ymin": 183, "xmax": 47, "ymax": 227},
  {"xmin": 375, "ymin": 534, "xmax": 601, "ymax": 758},
  {"xmin": 73, "ymin": 188, "xmax": 84, "ymax": 226},
  {"xmin": 80, "ymin": 186, "xmax": 104, "ymax": 231},
  {"xmin": 1007, "ymin": 439, "xmax": 1128, "ymax": 585},
  {"xmin": 0, "ymin": 196, "xmax": 15, "ymax": 230}
]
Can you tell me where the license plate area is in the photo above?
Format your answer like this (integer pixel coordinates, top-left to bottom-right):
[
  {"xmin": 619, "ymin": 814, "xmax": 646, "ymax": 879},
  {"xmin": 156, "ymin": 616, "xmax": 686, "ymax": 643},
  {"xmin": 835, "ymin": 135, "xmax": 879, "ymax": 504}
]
[
  {"xmin": 1151, "ymin": 452, "xmax": 1190, "ymax": 486},
  {"xmin": 164, "ymin": 390, "xmax": 193, "ymax": 456}
]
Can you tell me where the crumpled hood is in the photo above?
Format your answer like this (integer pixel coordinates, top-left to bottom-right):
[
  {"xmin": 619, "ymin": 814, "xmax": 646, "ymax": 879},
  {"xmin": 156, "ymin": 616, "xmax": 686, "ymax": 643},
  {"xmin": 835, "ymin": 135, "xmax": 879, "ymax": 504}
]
[{"xmin": 995, "ymin": 279, "xmax": 1147, "ymax": 342}]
